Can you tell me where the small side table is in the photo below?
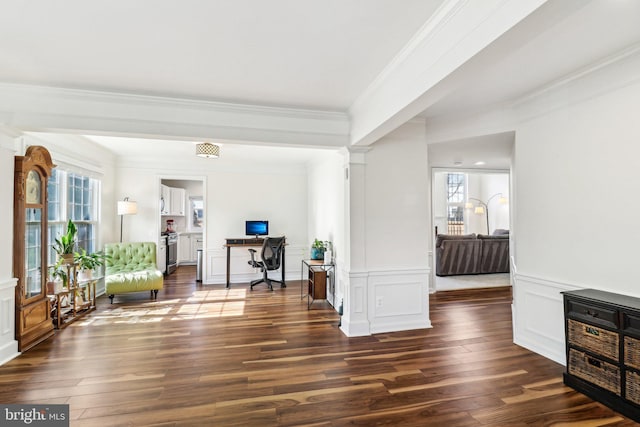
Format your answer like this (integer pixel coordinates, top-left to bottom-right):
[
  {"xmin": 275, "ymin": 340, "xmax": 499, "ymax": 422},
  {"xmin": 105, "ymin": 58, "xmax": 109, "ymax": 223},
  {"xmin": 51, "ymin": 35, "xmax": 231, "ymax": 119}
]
[{"xmin": 301, "ymin": 259, "xmax": 335, "ymax": 309}]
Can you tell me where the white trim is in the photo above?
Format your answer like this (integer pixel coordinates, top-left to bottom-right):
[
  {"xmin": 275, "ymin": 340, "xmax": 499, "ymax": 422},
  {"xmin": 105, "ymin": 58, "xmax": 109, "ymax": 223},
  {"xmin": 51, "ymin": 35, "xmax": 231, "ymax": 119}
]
[
  {"xmin": 0, "ymin": 82, "xmax": 350, "ymax": 147},
  {"xmin": 0, "ymin": 278, "xmax": 19, "ymax": 366}
]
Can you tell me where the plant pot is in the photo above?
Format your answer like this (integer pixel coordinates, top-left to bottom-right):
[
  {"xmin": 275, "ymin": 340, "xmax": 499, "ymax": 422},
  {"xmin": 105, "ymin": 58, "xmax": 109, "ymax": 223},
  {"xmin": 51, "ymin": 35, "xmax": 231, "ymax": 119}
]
[
  {"xmin": 77, "ymin": 269, "xmax": 93, "ymax": 282},
  {"xmin": 59, "ymin": 253, "xmax": 75, "ymax": 265},
  {"xmin": 54, "ymin": 279, "xmax": 64, "ymax": 293},
  {"xmin": 310, "ymin": 247, "xmax": 324, "ymax": 260}
]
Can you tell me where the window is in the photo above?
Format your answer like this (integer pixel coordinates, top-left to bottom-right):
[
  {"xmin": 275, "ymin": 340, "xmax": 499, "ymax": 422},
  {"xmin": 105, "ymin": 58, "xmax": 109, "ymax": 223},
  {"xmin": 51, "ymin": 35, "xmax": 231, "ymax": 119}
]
[
  {"xmin": 47, "ymin": 168, "xmax": 100, "ymax": 265},
  {"xmin": 446, "ymin": 173, "xmax": 466, "ymax": 235}
]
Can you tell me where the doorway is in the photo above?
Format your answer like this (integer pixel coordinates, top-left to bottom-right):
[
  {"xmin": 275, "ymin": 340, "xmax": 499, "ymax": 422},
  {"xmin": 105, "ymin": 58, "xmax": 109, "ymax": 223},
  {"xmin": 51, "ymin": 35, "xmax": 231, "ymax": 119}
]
[
  {"xmin": 432, "ymin": 169, "xmax": 510, "ymax": 291},
  {"xmin": 160, "ymin": 178, "xmax": 206, "ymax": 283}
]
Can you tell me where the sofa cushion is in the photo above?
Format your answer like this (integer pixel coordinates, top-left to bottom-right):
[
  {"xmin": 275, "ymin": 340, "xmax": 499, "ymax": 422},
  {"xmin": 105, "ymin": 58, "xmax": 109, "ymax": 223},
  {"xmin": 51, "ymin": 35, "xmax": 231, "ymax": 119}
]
[
  {"xmin": 435, "ymin": 233, "xmax": 476, "ymax": 248},
  {"xmin": 106, "ymin": 269, "xmax": 163, "ymax": 294},
  {"xmin": 478, "ymin": 234, "xmax": 509, "ymax": 240}
]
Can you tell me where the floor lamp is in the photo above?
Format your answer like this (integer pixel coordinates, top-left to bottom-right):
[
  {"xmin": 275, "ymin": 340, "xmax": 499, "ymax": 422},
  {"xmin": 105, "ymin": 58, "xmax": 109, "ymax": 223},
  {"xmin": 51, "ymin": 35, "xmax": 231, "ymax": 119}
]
[
  {"xmin": 117, "ymin": 197, "xmax": 138, "ymax": 242},
  {"xmin": 465, "ymin": 193, "xmax": 507, "ymax": 234}
]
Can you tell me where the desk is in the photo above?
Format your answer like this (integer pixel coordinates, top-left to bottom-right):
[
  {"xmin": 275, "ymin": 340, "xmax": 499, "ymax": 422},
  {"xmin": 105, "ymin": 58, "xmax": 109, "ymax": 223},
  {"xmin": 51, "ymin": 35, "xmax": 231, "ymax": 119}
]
[
  {"xmin": 301, "ymin": 259, "xmax": 335, "ymax": 309},
  {"xmin": 224, "ymin": 238, "xmax": 286, "ymax": 288}
]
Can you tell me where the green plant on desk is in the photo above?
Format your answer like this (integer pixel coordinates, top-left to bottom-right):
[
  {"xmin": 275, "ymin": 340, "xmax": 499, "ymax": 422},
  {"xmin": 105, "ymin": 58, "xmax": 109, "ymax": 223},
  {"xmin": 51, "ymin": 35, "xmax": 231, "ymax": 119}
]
[{"xmin": 311, "ymin": 238, "xmax": 333, "ymax": 261}]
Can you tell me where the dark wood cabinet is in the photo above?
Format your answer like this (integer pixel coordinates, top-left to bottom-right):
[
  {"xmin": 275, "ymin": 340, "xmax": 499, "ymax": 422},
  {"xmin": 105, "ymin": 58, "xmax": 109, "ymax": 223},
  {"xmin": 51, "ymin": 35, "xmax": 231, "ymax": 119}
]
[
  {"xmin": 13, "ymin": 145, "xmax": 56, "ymax": 351},
  {"xmin": 308, "ymin": 267, "xmax": 326, "ymax": 300},
  {"xmin": 563, "ymin": 289, "xmax": 640, "ymax": 421}
]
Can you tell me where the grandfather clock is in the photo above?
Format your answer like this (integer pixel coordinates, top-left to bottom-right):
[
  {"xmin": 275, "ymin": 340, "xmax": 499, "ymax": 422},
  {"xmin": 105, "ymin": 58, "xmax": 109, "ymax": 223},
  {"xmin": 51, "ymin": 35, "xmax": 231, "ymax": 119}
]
[{"xmin": 13, "ymin": 145, "xmax": 55, "ymax": 351}]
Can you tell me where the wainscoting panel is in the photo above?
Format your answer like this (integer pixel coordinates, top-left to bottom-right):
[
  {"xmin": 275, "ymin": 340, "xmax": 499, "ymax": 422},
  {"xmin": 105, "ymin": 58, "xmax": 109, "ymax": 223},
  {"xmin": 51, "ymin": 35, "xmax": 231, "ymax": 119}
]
[
  {"xmin": 0, "ymin": 278, "xmax": 19, "ymax": 365},
  {"xmin": 368, "ymin": 269, "xmax": 431, "ymax": 334},
  {"xmin": 512, "ymin": 273, "xmax": 581, "ymax": 365},
  {"xmin": 205, "ymin": 244, "xmax": 307, "ymax": 285}
]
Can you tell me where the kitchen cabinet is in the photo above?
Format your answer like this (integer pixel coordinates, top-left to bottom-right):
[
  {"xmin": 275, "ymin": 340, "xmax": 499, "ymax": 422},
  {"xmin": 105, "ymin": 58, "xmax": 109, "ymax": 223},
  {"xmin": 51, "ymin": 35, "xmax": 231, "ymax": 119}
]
[
  {"xmin": 161, "ymin": 185, "xmax": 185, "ymax": 216},
  {"xmin": 160, "ymin": 184, "xmax": 171, "ymax": 215},
  {"xmin": 170, "ymin": 187, "xmax": 185, "ymax": 216},
  {"xmin": 178, "ymin": 233, "xmax": 202, "ymax": 264}
]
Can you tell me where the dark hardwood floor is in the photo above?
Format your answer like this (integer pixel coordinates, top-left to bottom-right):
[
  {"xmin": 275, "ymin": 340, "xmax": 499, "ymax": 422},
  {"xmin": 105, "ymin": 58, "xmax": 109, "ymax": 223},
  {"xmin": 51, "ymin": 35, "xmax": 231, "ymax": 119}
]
[{"xmin": 0, "ymin": 267, "xmax": 636, "ymax": 426}]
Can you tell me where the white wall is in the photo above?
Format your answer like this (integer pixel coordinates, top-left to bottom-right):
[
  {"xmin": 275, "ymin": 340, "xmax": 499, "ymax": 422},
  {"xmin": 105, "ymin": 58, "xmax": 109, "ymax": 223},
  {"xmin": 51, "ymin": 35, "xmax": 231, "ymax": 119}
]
[
  {"xmin": 307, "ymin": 150, "xmax": 346, "ymax": 307},
  {"xmin": 467, "ymin": 173, "xmax": 509, "ymax": 235},
  {"xmin": 0, "ymin": 131, "xmax": 18, "ymax": 364},
  {"xmin": 116, "ymin": 161, "xmax": 309, "ymax": 285},
  {"xmin": 513, "ymin": 73, "xmax": 640, "ymax": 363},
  {"xmin": 365, "ymin": 121, "xmax": 431, "ymax": 269}
]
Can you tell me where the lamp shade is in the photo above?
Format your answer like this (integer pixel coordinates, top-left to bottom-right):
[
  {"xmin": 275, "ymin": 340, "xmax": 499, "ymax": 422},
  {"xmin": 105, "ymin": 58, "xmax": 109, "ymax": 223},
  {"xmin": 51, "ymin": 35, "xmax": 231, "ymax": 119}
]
[
  {"xmin": 196, "ymin": 142, "xmax": 220, "ymax": 158},
  {"xmin": 464, "ymin": 202, "xmax": 473, "ymax": 209},
  {"xmin": 117, "ymin": 200, "xmax": 138, "ymax": 215},
  {"xmin": 474, "ymin": 206, "xmax": 485, "ymax": 215}
]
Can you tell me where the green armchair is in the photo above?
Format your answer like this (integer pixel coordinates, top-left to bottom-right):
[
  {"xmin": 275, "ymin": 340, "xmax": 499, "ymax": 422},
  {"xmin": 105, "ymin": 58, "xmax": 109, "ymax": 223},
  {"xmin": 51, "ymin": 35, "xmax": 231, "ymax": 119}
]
[{"xmin": 104, "ymin": 242, "xmax": 163, "ymax": 303}]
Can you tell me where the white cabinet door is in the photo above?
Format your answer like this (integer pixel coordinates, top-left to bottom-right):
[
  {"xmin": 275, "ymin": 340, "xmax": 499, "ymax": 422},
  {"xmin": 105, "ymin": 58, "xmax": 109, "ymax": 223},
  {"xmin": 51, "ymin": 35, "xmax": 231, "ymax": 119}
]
[
  {"xmin": 178, "ymin": 234, "xmax": 192, "ymax": 263},
  {"xmin": 170, "ymin": 187, "xmax": 185, "ymax": 216},
  {"xmin": 160, "ymin": 185, "xmax": 171, "ymax": 215}
]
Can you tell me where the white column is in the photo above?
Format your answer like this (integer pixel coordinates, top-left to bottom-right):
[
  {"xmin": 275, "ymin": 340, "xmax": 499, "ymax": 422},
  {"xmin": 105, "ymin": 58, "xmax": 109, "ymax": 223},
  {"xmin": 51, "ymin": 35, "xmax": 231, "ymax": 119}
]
[{"xmin": 340, "ymin": 149, "xmax": 371, "ymax": 336}]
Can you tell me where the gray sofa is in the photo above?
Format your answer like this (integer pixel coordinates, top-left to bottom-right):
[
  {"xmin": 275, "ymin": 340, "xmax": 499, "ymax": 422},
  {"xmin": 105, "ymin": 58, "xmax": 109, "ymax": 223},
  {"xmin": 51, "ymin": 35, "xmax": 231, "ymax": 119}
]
[{"xmin": 435, "ymin": 231, "xmax": 509, "ymax": 276}]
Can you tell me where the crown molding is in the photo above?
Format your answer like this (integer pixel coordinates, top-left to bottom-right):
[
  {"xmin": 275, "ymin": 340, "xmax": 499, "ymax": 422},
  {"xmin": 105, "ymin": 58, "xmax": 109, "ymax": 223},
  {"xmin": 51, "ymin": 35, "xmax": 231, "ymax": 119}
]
[
  {"xmin": 0, "ymin": 83, "xmax": 350, "ymax": 147},
  {"xmin": 511, "ymin": 42, "xmax": 640, "ymax": 114}
]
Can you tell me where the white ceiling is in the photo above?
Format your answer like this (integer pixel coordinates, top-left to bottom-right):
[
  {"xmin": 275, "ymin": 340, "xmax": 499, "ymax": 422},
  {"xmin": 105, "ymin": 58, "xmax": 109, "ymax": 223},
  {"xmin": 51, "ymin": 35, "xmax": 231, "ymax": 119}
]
[
  {"xmin": 0, "ymin": 0, "xmax": 443, "ymax": 111},
  {"xmin": 2, "ymin": 1, "xmax": 640, "ymax": 165}
]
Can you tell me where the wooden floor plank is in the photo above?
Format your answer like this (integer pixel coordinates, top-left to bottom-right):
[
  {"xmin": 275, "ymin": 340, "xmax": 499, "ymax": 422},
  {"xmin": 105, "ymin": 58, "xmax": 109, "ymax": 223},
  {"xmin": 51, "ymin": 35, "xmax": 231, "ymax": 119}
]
[{"xmin": 0, "ymin": 268, "xmax": 635, "ymax": 425}]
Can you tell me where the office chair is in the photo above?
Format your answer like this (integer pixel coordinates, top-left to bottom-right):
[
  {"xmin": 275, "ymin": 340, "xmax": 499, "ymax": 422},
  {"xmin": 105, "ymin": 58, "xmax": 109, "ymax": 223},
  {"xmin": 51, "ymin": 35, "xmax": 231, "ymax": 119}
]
[{"xmin": 247, "ymin": 236, "xmax": 286, "ymax": 291}]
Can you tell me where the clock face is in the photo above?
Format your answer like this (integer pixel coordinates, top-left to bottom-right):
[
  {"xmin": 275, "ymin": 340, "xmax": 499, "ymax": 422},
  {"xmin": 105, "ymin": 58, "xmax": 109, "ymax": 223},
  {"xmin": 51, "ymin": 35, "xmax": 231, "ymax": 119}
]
[{"xmin": 25, "ymin": 170, "xmax": 41, "ymax": 204}]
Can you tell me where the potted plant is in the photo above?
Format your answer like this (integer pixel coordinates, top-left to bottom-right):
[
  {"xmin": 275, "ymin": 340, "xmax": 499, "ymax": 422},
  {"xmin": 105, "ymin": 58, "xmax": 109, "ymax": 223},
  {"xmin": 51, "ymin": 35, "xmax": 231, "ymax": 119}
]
[
  {"xmin": 310, "ymin": 238, "xmax": 326, "ymax": 260},
  {"xmin": 53, "ymin": 219, "xmax": 77, "ymax": 264},
  {"xmin": 75, "ymin": 248, "xmax": 110, "ymax": 281},
  {"xmin": 48, "ymin": 261, "xmax": 68, "ymax": 293}
]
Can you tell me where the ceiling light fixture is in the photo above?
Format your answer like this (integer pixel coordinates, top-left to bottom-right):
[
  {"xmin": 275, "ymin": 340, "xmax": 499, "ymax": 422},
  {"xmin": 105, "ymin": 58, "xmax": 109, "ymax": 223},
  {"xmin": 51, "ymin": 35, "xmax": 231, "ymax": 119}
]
[
  {"xmin": 196, "ymin": 142, "xmax": 220, "ymax": 158},
  {"xmin": 474, "ymin": 161, "xmax": 486, "ymax": 166}
]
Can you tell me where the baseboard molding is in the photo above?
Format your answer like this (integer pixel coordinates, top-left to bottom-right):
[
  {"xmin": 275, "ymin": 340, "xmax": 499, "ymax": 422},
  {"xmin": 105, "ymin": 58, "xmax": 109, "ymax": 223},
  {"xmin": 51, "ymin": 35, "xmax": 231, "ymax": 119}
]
[{"xmin": 0, "ymin": 341, "xmax": 19, "ymax": 366}]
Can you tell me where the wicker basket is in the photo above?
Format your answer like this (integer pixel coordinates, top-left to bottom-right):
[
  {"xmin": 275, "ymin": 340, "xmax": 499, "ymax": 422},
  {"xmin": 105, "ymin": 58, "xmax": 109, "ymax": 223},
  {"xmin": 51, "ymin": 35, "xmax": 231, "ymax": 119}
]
[
  {"xmin": 568, "ymin": 348, "xmax": 621, "ymax": 395},
  {"xmin": 567, "ymin": 319, "xmax": 619, "ymax": 362},
  {"xmin": 624, "ymin": 336, "xmax": 640, "ymax": 370},
  {"xmin": 626, "ymin": 370, "xmax": 640, "ymax": 405}
]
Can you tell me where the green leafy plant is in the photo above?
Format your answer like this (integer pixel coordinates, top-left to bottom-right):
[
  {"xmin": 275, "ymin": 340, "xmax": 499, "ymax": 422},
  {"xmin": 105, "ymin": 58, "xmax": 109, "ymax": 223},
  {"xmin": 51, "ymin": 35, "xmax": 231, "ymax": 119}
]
[
  {"xmin": 53, "ymin": 219, "xmax": 78, "ymax": 257},
  {"xmin": 49, "ymin": 261, "xmax": 68, "ymax": 287},
  {"xmin": 311, "ymin": 238, "xmax": 326, "ymax": 250},
  {"xmin": 74, "ymin": 248, "xmax": 110, "ymax": 271}
]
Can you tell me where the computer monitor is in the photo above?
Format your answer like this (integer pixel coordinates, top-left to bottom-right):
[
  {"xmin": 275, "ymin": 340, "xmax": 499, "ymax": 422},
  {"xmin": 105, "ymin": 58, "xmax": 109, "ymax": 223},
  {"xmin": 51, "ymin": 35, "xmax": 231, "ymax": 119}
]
[{"xmin": 245, "ymin": 220, "xmax": 268, "ymax": 237}]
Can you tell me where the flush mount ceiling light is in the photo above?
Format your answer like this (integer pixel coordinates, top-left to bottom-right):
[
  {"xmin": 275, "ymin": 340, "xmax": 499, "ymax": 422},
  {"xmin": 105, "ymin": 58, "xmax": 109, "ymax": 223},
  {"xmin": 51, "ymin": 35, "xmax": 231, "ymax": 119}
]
[{"xmin": 196, "ymin": 142, "xmax": 220, "ymax": 158}]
